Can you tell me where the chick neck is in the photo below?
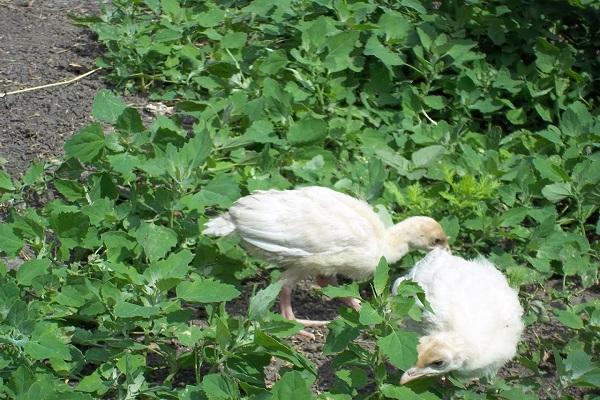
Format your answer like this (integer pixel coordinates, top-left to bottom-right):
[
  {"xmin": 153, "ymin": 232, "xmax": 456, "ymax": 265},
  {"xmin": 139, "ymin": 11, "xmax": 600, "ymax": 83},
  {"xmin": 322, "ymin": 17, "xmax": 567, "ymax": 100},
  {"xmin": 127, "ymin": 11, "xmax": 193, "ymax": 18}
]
[{"xmin": 383, "ymin": 220, "xmax": 415, "ymax": 263}]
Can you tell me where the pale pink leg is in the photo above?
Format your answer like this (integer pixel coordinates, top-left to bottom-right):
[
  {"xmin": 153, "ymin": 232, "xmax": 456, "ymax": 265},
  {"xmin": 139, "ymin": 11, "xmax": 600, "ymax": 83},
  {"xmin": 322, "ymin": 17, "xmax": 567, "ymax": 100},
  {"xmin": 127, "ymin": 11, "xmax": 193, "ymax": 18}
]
[
  {"xmin": 316, "ymin": 275, "xmax": 362, "ymax": 311},
  {"xmin": 279, "ymin": 284, "xmax": 328, "ymax": 339},
  {"xmin": 279, "ymin": 285, "xmax": 295, "ymax": 320}
]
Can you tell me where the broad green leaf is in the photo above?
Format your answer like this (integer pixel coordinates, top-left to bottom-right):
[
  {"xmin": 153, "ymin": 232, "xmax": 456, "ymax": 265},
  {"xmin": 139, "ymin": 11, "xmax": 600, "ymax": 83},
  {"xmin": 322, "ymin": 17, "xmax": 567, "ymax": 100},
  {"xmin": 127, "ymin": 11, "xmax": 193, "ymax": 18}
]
[
  {"xmin": 423, "ymin": 95, "xmax": 445, "ymax": 110},
  {"xmin": 358, "ymin": 303, "xmax": 383, "ymax": 325},
  {"xmin": 378, "ymin": 12, "xmax": 411, "ymax": 42},
  {"xmin": 411, "ymin": 145, "xmax": 445, "ymax": 167},
  {"xmin": 196, "ymin": 173, "xmax": 241, "ymax": 208},
  {"xmin": 201, "ymin": 374, "xmax": 240, "ymax": 400},
  {"xmin": 379, "ymin": 384, "xmax": 422, "ymax": 400},
  {"xmin": 271, "ymin": 371, "xmax": 313, "ymax": 400},
  {"xmin": 378, "ymin": 330, "xmax": 419, "ymax": 370},
  {"xmin": 0, "ymin": 224, "xmax": 23, "ymax": 256},
  {"xmin": 114, "ymin": 301, "xmax": 160, "ymax": 318},
  {"xmin": 555, "ymin": 309, "xmax": 583, "ymax": 329},
  {"xmin": 254, "ymin": 330, "xmax": 316, "ymax": 374},
  {"xmin": 115, "ymin": 107, "xmax": 144, "ymax": 133},
  {"xmin": 0, "ymin": 170, "xmax": 15, "ymax": 191},
  {"xmin": 24, "ymin": 322, "xmax": 71, "ymax": 361},
  {"xmin": 364, "ymin": 35, "xmax": 403, "ymax": 66},
  {"xmin": 259, "ymin": 50, "xmax": 288, "ymax": 75},
  {"xmin": 532, "ymin": 158, "xmax": 568, "ymax": 182},
  {"xmin": 134, "ymin": 222, "xmax": 178, "ymax": 262},
  {"xmin": 323, "ymin": 319, "xmax": 360, "ymax": 354},
  {"xmin": 64, "ymin": 123, "xmax": 105, "ymax": 162},
  {"xmin": 50, "ymin": 211, "xmax": 90, "ymax": 239},
  {"xmin": 221, "ymin": 31, "xmax": 247, "ymax": 49},
  {"xmin": 300, "ymin": 16, "xmax": 336, "ymax": 51},
  {"xmin": 373, "ymin": 257, "xmax": 389, "ymax": 297},
  {"xmin": 248, "ymin": 282, "xmax": 283, "ymax": 320},
  {"xmin": 22, "ymin": 163, "xmax": 44, "ymax": 186},
  {"xmin": 541, "ymin": 183, "xmax": 572, "ymax": 202},
  {"xmin": 324, "ymin": 31, "xmax": 360, "ymax": 72},
  {"xmin": 92, "ymin": 89, "xmax": 127, "ymax": 124},
  {"xmin": 321, "ymin": 282, "xmax": 360, "ymax": 299},
  {"xmin": 287, "ymin": 118, "xmax": 328, "ymax": 145},
  {"xmin": 176, "ymin": 279, "xmax": 240, "ymax": 303},
  {"xmin": 16, "ymin": 259, "xmax": 50, "ymax": 286},
  {"xmin": 54, "ymin": 179, "xmax": 85, "ymax": 201}
]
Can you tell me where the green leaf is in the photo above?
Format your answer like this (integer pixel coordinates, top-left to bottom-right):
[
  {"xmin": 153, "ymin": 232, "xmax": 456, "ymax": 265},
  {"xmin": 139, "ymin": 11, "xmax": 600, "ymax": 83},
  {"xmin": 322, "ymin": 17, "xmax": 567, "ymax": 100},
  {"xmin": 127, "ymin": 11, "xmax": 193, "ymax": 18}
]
[
  {"xmin": 176, "ymin": 279, "xmax": 240, "ymax": 303},
  {"xmin": 16, "ymin": 259, "xmax": 50, "ymax": 286},
  {"xmin": 92, "ymin": 89, "xmax": 127, "ymax": 124},
  {"xmin": 0, "ymin": 224, "xmax": 23, "ymax": 256},
  {"xmin": 248, "ymin": 282, "xmax": 283, "ymax": 320},
  {"xmin": 324, "ymin": 31, "xmax": 360, "ymax": 72},
  {"xmin": 358, "ymin": 303, "xmax": 384, "ymax": 325},
  {"xmin": 272, "ymin": 371, "xmax": 313, "ymax": 400},
  {"xmin": 115, "ymin": 107, "xmax": 144, "ymax": 133},
  {"xmin": 555, "ymin": 309, "xmax": 583, "ymax": 329},
  {"xmin": 541, "ymin": 183, "xmax": 572, "ymax": 202},
  {"xmin": 423, "ymin": 95, "xmax": 445, "ymax": 110},
  {"xmin": 54, "ymin": 179, "xmax": 85, "ymax": 201},
  {"xmin": 201, "ymin": 374, "xmax": 240, "ymax": 400},
  {"xmin": 378, "ymin": 12, "xmax": 411, "ymax": 42},
  {"xmin": 532, "ymin": 158, "xmax": 568, "ymax": 182},
  {"xmin": 195, "ymin": 173, "xmax": 241, "ymax": 208},
  {"xmin": 114, "ymin": 301, "xmax": 160, "ymax": 318},
  {"xmin": 300, "ymin": 16, "xmax": 336, "ymax": 51},
  {"xmin": 0, "ymin": 170, "xmax": 15, "ymax": 191},
  {"xmin": 287, "ymin": 118, "xmax": 328, "ymax": 145},
  {"xmin": 221, "ymin": 31, "xmax": 247, "ymax": 49},
  {"xmin": 506, "ymin": 108, "xmax": 526, "ymax": 125},
  {"xmin": 373, "ymin": 257, "xmax": 389, "ymax": 297},
  {"xmin": 379, "ymin": 384, "xmax": 422, "ymax": 400},
  {"xmin": 64, "ymin": 123, "xmax": 105, "ymax": 162},
  {"xmin": 377, "ymin": 330, "xmax": 419, "ymax": 370},
  {"xmin": 321, "ymin": 282, "xmax": 361, "ymax": 299},
  {"xmin": 134, "ymin": 222, "xmax": 178, "ymax": 262},
  {"xmin": 411, "ymin": 145, "xmax": 445, "ymax": 167},
  {"xmin": 254, "ymin": 330, "xmax": 316, "ymax": 374},
  {"xmin": 50, "ymin": 211, "xmax": 90, "ymax": 239},
  {"xmin": 22, "ymin": 163, "xmax": 44, "ymax": 186},
  {"xmin": 364, "ymin": 35, "xmax": 404, "ymax": 66},
  {"xmin": 323, "ymin": 319, "xmax": 360, "ymax": 354},
  {"xmin": 24, "ymin": 322, "xmax": 71, "ymax": 361}
]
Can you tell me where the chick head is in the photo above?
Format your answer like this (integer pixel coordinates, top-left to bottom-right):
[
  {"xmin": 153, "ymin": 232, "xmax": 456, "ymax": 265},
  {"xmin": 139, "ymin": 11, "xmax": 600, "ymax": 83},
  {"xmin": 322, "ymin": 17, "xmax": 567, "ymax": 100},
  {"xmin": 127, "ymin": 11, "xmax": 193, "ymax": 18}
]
[
  {"xmin": 403, "ymin": 216, "xmax": 449, "ymax": 251},
  {"xmin": 400, "ymin": 333, "xmax": 465, "ymax": 384}
]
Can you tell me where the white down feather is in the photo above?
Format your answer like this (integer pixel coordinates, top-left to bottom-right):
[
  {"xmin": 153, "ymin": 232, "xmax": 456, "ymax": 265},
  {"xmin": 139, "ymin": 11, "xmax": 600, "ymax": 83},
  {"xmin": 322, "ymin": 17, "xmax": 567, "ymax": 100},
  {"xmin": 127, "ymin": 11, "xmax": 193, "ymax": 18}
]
[
  {"xmin": 203, "ymin": 186, "xmax": 391, "ymax": 284},
  {"xmin": 393, "ymin": 249, "xmax": 524, "ymax": 376}
]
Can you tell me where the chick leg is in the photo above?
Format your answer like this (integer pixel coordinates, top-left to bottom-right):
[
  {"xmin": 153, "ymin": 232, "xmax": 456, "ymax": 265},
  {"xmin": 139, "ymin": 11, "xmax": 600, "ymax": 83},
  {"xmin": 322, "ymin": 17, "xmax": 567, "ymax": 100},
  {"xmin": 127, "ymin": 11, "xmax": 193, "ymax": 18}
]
[
  {"xmin": 279, "ymin": 284, "xmax": 328, "ymax": 339},
  {"xmin": 316, "ymin": 275, "xmax": 362, "ymax": 311}
]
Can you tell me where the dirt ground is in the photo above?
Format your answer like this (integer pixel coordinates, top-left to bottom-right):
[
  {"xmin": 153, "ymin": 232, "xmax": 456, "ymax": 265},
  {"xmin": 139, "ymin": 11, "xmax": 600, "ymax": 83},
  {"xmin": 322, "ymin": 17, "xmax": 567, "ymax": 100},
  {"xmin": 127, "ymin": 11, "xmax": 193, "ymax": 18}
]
[
  {"xmin": 0, "ymin": 1, "xmax": 597, "ymax": 399},
  {"xmin": 0, "ymin": 0, "xmax": 103, "ymax": 176}
]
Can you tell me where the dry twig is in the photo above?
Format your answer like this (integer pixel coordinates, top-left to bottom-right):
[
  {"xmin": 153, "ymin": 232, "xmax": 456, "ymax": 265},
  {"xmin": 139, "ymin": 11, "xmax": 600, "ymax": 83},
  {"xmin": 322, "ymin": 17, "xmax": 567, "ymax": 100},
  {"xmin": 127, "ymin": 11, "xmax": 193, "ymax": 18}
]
[{"xmin": 0, "ymin": 68, "xmax": 101, "ymax": 98}]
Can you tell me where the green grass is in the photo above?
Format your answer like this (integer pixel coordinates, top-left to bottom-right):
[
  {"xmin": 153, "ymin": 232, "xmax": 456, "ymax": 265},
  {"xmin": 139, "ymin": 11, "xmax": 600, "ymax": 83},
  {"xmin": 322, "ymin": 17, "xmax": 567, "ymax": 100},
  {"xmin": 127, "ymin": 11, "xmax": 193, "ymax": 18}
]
[{"xmin": 0, "ymin": 0, "xmax": 599, "ymax": 398}]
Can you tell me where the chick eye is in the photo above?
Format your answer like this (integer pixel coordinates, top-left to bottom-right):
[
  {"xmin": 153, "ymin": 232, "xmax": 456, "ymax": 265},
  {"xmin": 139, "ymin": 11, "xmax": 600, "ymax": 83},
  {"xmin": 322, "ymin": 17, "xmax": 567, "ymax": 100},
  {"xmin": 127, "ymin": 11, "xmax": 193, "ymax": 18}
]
[
  {"xmin": 429, "ymin": 360, "xmax": 445, "ymax": 369},
  {"xmin": 433, "ymin": 238, "xmax": 444, "ymax": 245}
]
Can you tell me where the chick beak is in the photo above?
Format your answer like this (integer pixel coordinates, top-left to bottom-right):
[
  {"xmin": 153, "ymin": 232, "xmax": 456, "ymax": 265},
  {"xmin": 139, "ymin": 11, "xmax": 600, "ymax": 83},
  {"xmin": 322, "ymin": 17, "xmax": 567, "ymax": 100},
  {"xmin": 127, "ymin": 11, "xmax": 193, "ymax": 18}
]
[{"xmin": 400, "ymin": 367, "xmax": 427, "ymax": 385}]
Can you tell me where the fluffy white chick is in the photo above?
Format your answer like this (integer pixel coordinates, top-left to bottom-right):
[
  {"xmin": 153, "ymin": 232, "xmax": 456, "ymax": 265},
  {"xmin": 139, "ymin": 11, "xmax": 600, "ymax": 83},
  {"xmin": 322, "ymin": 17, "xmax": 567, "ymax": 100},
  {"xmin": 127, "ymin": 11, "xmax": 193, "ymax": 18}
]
[
  {"xmin": 392, "ymin": 249, "xmax": 523, "ymax": 384},
  {"xmin": 203, "ymin": 186, "xmax": 448, "ymax": 331}
]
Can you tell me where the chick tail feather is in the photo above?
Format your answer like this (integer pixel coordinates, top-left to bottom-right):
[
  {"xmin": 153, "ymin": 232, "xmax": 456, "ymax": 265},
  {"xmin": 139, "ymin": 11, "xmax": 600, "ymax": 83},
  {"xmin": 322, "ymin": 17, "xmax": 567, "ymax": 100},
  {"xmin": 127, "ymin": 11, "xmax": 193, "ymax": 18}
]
[{"xmin": 202, "ymin": 214, "xmax": 235, "ymax": 236}]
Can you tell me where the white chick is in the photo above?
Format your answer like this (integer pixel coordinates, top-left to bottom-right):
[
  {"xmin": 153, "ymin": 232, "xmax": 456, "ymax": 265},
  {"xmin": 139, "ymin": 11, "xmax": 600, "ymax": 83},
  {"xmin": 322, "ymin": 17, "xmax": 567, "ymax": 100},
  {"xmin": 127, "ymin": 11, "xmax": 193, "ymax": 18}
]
[
  {"xmin": 203, "ymin": 186, "xmax": 448, "ymax": 331},
  {"xmin": 392, "ymin": 249, "xmax": 524, "ymax": 384}
]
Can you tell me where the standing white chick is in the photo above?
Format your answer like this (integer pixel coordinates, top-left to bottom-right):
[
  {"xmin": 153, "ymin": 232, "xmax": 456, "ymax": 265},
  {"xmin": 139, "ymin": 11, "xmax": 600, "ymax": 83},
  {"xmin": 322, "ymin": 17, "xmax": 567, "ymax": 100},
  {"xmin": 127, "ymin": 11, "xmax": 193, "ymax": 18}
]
[
  {"xmin": 392, "ymin": 249, "xmax": 523, "ymax": 384},
  {"xmin": 203, "ymin": 186, "xmax": 448, "ymax": 331}
]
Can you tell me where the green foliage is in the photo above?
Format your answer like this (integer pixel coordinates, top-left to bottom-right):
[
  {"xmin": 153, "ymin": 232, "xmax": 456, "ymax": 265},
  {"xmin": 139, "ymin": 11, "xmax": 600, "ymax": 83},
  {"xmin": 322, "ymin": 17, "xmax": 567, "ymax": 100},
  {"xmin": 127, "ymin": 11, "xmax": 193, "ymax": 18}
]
[{"xmin": 0, "ymin": 0, "xmax": 598, "ymax": 398}]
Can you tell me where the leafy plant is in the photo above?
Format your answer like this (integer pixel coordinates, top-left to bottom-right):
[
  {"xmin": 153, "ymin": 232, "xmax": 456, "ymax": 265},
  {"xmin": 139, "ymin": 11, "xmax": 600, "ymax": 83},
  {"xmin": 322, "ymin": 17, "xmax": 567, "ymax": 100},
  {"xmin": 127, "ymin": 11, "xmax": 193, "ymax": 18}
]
[{"xmin": 0, "ymin": 0, "xmax": 598, "ymax": 398}]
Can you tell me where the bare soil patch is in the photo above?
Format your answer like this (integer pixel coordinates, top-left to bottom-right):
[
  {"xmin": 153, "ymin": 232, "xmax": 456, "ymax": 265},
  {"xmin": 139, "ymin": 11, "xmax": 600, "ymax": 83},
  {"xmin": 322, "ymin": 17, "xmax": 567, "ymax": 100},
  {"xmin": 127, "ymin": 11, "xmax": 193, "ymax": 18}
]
[{"xmin": 0, "ymin": 0, "xmax": 103, "ymax": 176}]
